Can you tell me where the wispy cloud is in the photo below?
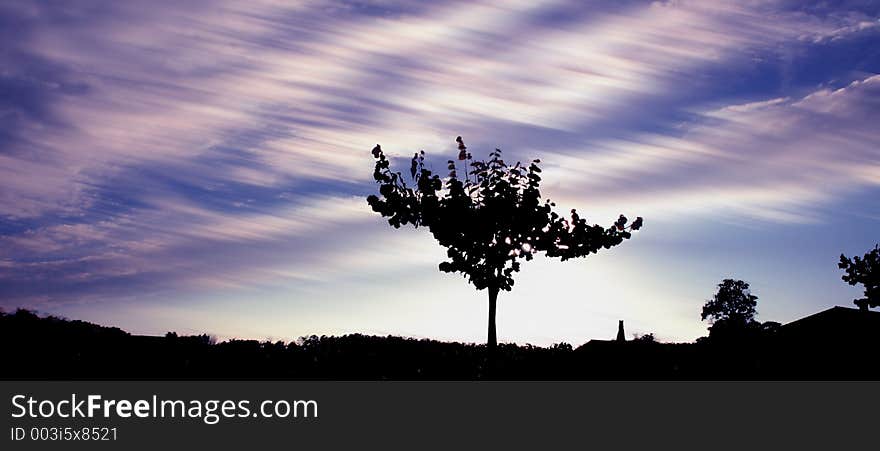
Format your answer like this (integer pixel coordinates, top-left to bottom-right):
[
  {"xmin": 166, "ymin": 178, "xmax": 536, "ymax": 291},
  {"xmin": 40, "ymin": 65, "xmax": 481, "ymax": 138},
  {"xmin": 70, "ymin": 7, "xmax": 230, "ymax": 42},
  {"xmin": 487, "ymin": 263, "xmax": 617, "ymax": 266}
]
[
  {"xmin": 3, "ymin": 0, "xmax": 870, "ymax": 216},
  {"xmin": 546, "ymin": 74, "xmax": 880, "ymax": 224}
]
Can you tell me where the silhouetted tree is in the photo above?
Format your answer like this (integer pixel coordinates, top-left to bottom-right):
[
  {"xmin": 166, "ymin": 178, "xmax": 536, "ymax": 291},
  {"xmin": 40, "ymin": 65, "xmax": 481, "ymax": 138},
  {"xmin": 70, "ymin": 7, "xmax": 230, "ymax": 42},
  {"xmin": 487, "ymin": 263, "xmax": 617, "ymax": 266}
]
[
  {"xmin": 702, "ymin": 279, "xmax": 759, "ymax": 338},
  {"xmin": 838, "ymin": 244, "xmax": 880, "ymax": 311},
  {"xmin": 367, "ymin": 137, "xmax": 642, "ymax": 353}
]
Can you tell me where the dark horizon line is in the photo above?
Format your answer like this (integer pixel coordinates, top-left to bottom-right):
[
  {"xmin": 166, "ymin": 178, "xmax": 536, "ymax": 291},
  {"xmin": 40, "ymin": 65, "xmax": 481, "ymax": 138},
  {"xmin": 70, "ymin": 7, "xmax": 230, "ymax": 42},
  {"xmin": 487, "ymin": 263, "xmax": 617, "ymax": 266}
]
[{"xmin": 4, "ymin": 302, "xmax": 871, "ymax": 347}]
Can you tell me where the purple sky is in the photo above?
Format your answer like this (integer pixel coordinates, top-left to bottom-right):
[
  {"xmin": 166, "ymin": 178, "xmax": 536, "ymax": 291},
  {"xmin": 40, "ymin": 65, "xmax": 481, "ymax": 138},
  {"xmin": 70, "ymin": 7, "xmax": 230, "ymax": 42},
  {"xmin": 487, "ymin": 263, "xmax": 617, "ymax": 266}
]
[{"xmin": 1, "ymin": 0, "xmax": 879, "ymax": 344}]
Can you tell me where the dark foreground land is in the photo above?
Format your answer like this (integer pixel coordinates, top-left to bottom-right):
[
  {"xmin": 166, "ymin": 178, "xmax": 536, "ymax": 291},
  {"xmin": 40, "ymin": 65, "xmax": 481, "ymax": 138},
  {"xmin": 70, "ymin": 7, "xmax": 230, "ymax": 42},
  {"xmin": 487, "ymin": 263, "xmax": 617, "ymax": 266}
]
[{"xmin": 2, "ymin": 308, "xmax": 879, "ymax": 379}]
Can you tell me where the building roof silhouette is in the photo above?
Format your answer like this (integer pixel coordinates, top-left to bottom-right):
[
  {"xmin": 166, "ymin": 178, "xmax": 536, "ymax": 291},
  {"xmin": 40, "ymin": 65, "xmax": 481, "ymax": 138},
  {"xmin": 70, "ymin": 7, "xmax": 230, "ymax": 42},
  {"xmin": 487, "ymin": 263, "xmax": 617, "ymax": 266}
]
[{"xmin": 779, "ymin": 306, "xmax": 880, "ymax": 344}]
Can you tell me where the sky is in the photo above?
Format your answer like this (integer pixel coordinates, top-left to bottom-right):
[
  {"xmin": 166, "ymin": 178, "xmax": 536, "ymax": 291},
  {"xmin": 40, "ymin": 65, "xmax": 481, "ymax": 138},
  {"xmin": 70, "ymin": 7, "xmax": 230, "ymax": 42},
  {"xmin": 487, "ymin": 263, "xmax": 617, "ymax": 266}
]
[{"xmin": 1, "ymin": 0, "xmax": 879, "ymax": 345}]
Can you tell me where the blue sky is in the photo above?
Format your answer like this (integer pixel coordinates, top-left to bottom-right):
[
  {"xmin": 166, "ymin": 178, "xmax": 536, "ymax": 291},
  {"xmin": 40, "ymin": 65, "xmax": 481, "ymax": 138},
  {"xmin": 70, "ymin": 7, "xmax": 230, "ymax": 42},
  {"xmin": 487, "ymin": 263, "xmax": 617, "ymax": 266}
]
[{"xmin": 1, "ymin": 0, "xmax": 879, "ymax": 344}]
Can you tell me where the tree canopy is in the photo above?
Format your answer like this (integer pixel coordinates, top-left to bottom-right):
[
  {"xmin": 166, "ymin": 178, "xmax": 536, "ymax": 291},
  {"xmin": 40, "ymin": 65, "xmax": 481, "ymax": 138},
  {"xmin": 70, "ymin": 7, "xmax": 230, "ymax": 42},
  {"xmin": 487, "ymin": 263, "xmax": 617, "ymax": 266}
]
[
  {"xmin": 367, "ymin": 137, "xmax": 642, "ymax": 293},
  {"xmin": 701, "ymin": 279, "xmax": 758, "ymax": 328},
  {"xmin": 839, "ymin": 244, "xmax": 880, "ymax": 310}
]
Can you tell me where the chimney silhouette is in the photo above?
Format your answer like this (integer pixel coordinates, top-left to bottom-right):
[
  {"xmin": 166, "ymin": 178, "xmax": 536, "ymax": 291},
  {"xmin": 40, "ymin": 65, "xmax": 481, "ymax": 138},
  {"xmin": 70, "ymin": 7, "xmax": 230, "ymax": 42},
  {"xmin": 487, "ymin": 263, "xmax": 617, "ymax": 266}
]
[{"xmin": 616, "ymin": 320, "xmax": 625, "ymax": 342}]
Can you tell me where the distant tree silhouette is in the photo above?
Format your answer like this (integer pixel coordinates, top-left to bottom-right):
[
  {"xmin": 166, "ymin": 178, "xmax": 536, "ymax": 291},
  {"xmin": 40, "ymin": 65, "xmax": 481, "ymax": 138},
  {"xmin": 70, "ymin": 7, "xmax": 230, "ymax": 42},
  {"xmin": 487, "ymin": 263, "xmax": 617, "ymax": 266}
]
[
  {"xmin": 633, "ymin": 333, "xmax": 656, "ymax": 343},
  {"xmin": 367, "ymin": 136, "xmax": 642, "ymax": 354},
  {"xmin": 839, "ymin": 244, "xmax": 880, "ymax": 311},
  {"xmin": 701, "ymin": 279, "xmax": 759, "ymax": 338}
]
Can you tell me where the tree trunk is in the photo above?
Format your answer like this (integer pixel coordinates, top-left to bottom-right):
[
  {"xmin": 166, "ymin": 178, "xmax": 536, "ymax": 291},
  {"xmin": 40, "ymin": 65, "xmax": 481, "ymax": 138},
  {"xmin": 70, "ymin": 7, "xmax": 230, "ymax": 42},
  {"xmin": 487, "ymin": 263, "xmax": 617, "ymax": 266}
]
[
  {"xmin": 487, "ymin": 284, "xmax": 499, "ymax": 351},
  {"xmin": 485, "ymin": 284, "xmax": 500, "ymax": 378}
]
